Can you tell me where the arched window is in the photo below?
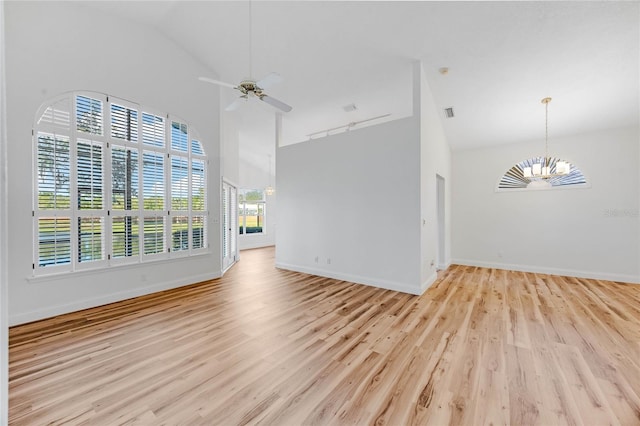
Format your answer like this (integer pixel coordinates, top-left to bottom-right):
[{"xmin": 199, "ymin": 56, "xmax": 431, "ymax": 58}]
[
  {"xmin": 497, "ymin": 156, "xmax": 588, "ymax": 191},
  {"xmin": 33, "ymin": 92, "xmax": 208, "ymax": 275}
]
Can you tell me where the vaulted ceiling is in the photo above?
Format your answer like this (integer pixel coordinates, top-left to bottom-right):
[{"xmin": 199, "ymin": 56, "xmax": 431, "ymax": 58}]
[{"xmin": 84, "ymin": 1, "xmax": 639, "ymax": 171}]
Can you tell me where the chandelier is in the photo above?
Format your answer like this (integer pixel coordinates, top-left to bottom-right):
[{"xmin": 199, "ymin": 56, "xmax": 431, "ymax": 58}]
[
  {"xmin": 265, "ymin": 154, "xmax": 275, "ymax": 196},
  {"xmin": 523, "ymin": 97, "xmax": 570, "ymax": 186}
]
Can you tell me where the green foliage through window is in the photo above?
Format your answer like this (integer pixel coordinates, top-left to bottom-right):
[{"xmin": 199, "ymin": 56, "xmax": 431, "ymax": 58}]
[
  {"xmin": 238, "ymin": 189, "xmax": 265, "ymax": 235},
  {"xmin": 34, "ymin": 92, "xmax": 208, "ymax": 274}
]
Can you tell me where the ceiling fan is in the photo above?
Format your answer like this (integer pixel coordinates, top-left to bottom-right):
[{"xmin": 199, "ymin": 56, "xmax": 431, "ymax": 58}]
[
  {"xmin": 198, "ymin": 1, "xmax": 292, "ymax": 113},
  {"xmin": 199, "ymin": 73, "xmax": 292, "ymax": 113}
]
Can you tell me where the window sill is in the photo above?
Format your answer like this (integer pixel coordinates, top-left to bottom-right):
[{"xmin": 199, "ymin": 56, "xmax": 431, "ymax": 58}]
[
  {"xmin": 27, "ymin": 249, "xmax": 212, "ymax": 283},
  {"xmin": 495, "ymin": 182, "xmax": 591, "ymax": 193}
]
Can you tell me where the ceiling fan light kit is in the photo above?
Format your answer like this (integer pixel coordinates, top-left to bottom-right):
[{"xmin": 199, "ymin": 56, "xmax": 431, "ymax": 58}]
[{"xmin": 199, "ymin": 73, "xmax": 293, "ymax": 113}]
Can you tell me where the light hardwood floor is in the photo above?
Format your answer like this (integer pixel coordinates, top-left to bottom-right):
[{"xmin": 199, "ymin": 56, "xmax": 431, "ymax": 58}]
[{"xmin": 9, "ymin": 247, "xmax": 640, "ymax": 425}]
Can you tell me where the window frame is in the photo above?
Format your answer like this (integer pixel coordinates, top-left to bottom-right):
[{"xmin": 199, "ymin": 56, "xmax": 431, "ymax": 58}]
[
  {"xmin": 495, "ymin": 156, "xmax": 590, "ymax": 192},
  {"xmin": 32, "ymin": 91, "xmax": 208, "ymax": 276},
  {"xmin": 33, "ymin": 129, "xmax": 73, "ymax": 273},
  {"xmin": 238, "ymin": 189, "xmax": 266, "ymax": 236}
]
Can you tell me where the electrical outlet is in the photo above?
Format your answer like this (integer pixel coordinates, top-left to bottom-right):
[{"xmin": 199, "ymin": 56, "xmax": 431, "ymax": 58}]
[
  {"xmin": 314, "ymin": 256, "xmax": 319, "ymax": 263},
  {"xmin": 327, "ymin": 258, "xmax": 331, "ymax": 265}
]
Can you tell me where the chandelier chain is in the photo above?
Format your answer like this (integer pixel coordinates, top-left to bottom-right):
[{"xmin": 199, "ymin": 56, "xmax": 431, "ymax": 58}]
[
  {"xmin": 545, "ymin": 99, "xmax": 548, "ymax": 164},
  {"xmin": 542, "ymin": 97, "xmax": 552, "ymax": 168},
  {"xmin": 521, "ymin": 96, "xmax": 569, "ymax": 184}
]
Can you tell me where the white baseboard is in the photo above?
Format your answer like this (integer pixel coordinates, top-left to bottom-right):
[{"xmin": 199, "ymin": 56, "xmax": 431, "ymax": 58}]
[
  {"xmin": 421, "ymin": 271, "xmax": 438, "ymax": 293},
  {"xmin": 275, "ymin": 262, "xmax": 424, "ymax": 295},
  {"xmin": 451, "ymin": 258, "xmax": 640, "ymax": 284},
  {"xmin": 238, "ymin": 240, "xmax": 276, "ymax": 251},
  {"xmin": 437, "ymin": 261, "xmax": 451, "ymax": 271},
  {"xmin": 9, "ymin": 270, "xmax": 222, "ymax": 326}
]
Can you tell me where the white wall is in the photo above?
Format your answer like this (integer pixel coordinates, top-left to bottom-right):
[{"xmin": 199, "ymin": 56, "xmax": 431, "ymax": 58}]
[
  {"xmin": 452, "ymin": 126, "xmax": 640, "ymax": 283},
  {"xmin": 276, "ymin": 117, "xmax": 423, "ymax": 294},
  {"xmin": 275, "ymin": 61, "xmax": 452, "ymax": 295},
  {"xmin": 418, "ymin": 62, "xmax": 452, "ymax": 290},
  {"xmin": 0, "ymin": 1, "xmax": 8, "ymax": 421},
  {"xmin": 221, "ymin": 111, "xmax": 240, "ymax": 186},
  {"xmin": 5, "ymin": 2, "xmax": 222, "ymax": 325}
]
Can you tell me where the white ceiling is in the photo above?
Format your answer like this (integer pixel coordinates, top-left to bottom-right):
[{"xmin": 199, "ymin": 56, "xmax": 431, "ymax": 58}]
[{"xmin": 85, "ymin": 1, "xmax": 639, "ymax": 172}]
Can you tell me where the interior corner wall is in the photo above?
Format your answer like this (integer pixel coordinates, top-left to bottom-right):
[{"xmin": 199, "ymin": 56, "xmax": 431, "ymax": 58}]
[
  {"xmin": 276, "ymin": 117, "xmax": 422, "ymax": 294},
  {"xmin": 0, "ymin": 0, "xmax": 9, "ymax": 422},
  {"xmin": 5, "ymin": 1, "xmax": 223, "ymax": 325},
  {"xmin": 221, "ymin": 112, "xmax": 240, "ymax": 186},
  {"xmin": 452, "ymin": 126, "xmax": 640, "ymax": 283},
  {"xmin": 417, "ymin": 62, "xmax": 452, "ymax": 290}
]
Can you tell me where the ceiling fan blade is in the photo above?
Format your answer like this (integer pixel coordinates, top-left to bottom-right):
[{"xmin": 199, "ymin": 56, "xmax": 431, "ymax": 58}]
[
  {"xmin": 225, "ymin": 96, "xmax": 248, "ymax": 112},
  {"xmin": 256, "ymin": 72, "xmax": 283, "ymax": 89},
  {"xmin": 259, "ymin": 94, "xmax": 292, "ymax": 113},
  {"xmin": 198, "ymin": 76, "xmax": 237, "ymax": 89}
]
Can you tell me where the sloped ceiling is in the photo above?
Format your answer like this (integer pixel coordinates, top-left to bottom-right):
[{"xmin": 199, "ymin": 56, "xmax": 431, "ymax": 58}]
[{"xmin": 83, "ymin": 1, "xmax": 639, "ymax": 171}]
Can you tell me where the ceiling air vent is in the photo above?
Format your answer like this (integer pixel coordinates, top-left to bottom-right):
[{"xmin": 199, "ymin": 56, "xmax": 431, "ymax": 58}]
[
  {"xmin": 343, "ymin": 103, "xmax": 357, "ymax": 112},
  {"xmin": 444, "ymin": 107, "xmax": 455, "ymax": 118}
]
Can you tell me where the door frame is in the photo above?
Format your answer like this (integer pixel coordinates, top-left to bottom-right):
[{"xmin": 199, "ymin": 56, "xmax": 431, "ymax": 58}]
[
  {"xmin": 436, "ymin": 174, "xmax": 446, "ymax": 270},
  {"xmin": 221, "ymin": 179, "xmax": 239, "ymax": 273}
]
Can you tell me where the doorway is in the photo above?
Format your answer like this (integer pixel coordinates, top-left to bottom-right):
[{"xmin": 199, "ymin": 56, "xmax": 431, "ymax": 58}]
[
  {"xmin": 436, "ymin": 174, "xmax": 446, "ymax": 270},
  {"xmin": 222, "ymin": 181, "xmax": 238, "ymax": 272}
]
